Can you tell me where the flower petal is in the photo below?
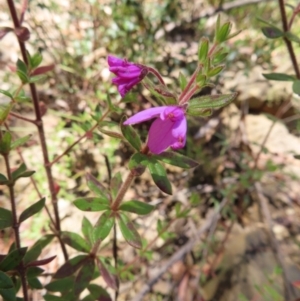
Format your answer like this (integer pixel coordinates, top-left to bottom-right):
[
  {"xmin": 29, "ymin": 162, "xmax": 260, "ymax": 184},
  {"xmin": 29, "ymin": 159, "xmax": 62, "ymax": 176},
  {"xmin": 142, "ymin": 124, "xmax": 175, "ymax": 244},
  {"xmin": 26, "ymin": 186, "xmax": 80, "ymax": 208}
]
[
  {"xmin": 170, "ymin": 116, "xmax": 187, "ymax": 150},
  {"xmin": 124, "ymin": 107, "xmax": 168, "ymax": 125},
  {"xmin": 107, "ymin": 55, "xmax": 128, "ymax": 67},
  {"xmin": 147, "ymin": 118, "xmax": 178, "ymax": 154}
]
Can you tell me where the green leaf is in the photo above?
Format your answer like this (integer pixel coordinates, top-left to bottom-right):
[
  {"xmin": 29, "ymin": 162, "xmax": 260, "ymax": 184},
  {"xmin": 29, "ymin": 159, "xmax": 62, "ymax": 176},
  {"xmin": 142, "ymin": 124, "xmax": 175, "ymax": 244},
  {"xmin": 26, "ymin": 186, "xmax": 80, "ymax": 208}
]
[
  {"xmin": 262, "ymin": 73, "xmax": 295, "ymax": 81},
  {"xmin": 120, "ymin": 116, "xmax": 142, "ymax": 151},
  {"xmin": 293, "ymin": 80, "xmax": 300, "ymax": 95},
  {"xmin": 19, "ymin": 197, "xmax": 45, "ymax": 223},
  {"xmin": 86, "ymin": 173, "xmax": 110, "ymax": 200},
  {"xmin": 88, "ymin": 284, "xmax": 112, "ymax": 301},
  {"xmin": 82, "ymin": 217, "xmax": 93, "ymax": 245},
  {"xmin": 28, "ymin": 277, "xmax": 43, "ymax": 289},
  {"xmin": 178, "ymin": 72, "xmax": 187, "ymax": 91},
  {"xmin": 0, "ymin": 271, "xmax": 16, "ymax": 301},
  {"xmin": 0, "ymin": 89, "xmax": 13, "ymax": 99},
  {"xmin": 216, "ymin": 21, "xmax": 232, "ymax": 43},
  {"xmin": 0, "ymin": 173, "xmax": 8, "ymax": 185},
  {"xmin": 0, "ymin": 247, "xmax": 27, "ymax": 271},
  {"xmin": 198, "ymin": 37, "xmax": 209, "ymax": 63},
  {"xmin": 110, "ymin": 172, "xmax": 122, "ymax": 200},
  {"xmin": 207, "ymin": 65, "xmax": 224, "ymax": 77},
  {"xmin": 43, "ymin": 294, "xmax": 64, "ymax": 301},
  {"xmin": 261, "ymin": 26, "xmax": 284, "ymax": 39},
  {"xmin": 213, "ymin": 52, "xmax": 228, "ymax": 64},
  {"xmin": 29, "ymin": 75, "xmax": 46, "ymax": 83},
  {"xmin": 61, "ymin": 231, "xmax": 90, "ymax": 253},
  {"xmin": 285, "ymin": 31, "xmax": 300, "ymax": 43},
  {"xmin": 186, "ymin": 108, "xmax": 212, "ymax": 117},
  {"xmin": 97, "ymin": 258, "xmax": 117, "ymax": 290},
  {"xmin": 93, "ymin": 211, "xmax": 114, "ymax": 241},
  {"xmin": 0, "ymin": 102, "xmax": 13, "ymax": 124},
  {"xmin": 119, "ymin": 200, "xmax": 154, "ymax": 215},
  {"xmin": 147, "ymin": 159, "xmax": 172, "ymax": 195},
  {"xmin": 0, "ymin": 219, "xmax": 12, "ymax": 229},
  {"xmin": 16, "ymin": 59, "xmax": 29, "ymax": 83},
  {"xmin": 23, "ymin": 235, "xmax": 54, "ymax": 264},
  {"xmin": 196, "ymin": 74, "xmax": 207, "ymax": 86},
  {"xmin": 10, "ymin": 135, "xmax": 31, "ymax": 150},
  {"xmin": 118, "ymin": 212, "xmax": 142, "ymax": 249},
  {"xmin": 188, "ymin": 93, "xmax": 238, "ymax": 111},
  {"xmin": 11, "ymin": 163, "xmax": 35, "ymax": 182},
  {"xmin": 54, "ymin": 255, "xmax": 87, "ymax": 278},
  {"xmin": 29, "ymin": 52, "xmax": 43, "ymax": 69},
  {"xmin": 0, "ymin": 131, "xmax": 12, "ymax": 154},
  {"xmin": 0, "ymin": 207, "xmax": 13, "ymax": 227},
  {"xmin": 74, "ymin": 258, "xmax": 95, "ymax": 295},
  {"xmin": 26, "ymin": 267, "xmax": 44, "ymax": 278},
  {"xmin": 73, "ymin": 197, "xmax": 110, "ymax": 212},
  {"xmin": 154, "ymin": 151, "xmax": 199, "ymax": 169},
  {"xmin": 45, "ymin": 277, "xmax": 74, "ymax": 292},
  {"xmin": 128, "ymin": 153, "xmax": 148, "ymax": 176}
]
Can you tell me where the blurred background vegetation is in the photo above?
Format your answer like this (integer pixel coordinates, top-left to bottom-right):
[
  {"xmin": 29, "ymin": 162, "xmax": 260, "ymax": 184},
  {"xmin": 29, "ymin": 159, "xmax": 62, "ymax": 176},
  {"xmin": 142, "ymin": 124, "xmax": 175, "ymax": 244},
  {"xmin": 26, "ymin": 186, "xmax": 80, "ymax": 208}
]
[{"xmin": 1, "ymin": 0, "xmax": 300, "ymax": 300}]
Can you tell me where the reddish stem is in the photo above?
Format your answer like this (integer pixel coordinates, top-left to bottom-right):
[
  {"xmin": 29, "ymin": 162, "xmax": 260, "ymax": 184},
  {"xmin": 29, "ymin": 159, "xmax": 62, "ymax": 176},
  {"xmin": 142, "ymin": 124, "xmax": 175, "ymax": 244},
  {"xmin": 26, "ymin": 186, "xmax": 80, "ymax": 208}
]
[
  {"xmin": 147, "ymin": 66, "xmax": 166, "ymax": 85},
  {"xmin": 6, "ymin": 0, "xmax": 68, "ymax": 260}
]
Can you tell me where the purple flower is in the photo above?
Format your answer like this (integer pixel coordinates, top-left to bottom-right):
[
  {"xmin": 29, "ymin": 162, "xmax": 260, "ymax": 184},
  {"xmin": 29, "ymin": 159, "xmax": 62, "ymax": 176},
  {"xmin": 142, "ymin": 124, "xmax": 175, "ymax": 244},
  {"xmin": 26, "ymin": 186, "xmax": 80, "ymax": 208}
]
[
  {"xmin": 123, "ymin": 106, "xmax": 187, "ymax": 154},
  {"xmin": 108, "ymin": 55, "xmax": 147, "ymax": 97}
]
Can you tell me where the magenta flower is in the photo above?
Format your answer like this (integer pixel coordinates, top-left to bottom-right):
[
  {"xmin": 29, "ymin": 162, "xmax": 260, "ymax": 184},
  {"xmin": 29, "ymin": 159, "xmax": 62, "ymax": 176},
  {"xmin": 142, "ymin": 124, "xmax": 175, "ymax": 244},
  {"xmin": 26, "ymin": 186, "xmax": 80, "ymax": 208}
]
[
  {"xmin": 108, "ymin": 55, "xmax": 147, "ymax": 97},
  {"xmin": 124, "ymin": 106, "xmax": 187, "ymax": 154}
]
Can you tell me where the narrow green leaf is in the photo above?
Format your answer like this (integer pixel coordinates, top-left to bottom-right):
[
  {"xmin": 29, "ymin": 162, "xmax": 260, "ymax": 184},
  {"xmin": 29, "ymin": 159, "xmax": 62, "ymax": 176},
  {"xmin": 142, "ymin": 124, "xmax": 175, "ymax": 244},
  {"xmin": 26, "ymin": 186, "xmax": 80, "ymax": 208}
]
[
  {"xmin": 73, "ymin": 197, "xmax": 110, "ymax": 212},
  {"xmin": 285, "ymin": 31, "xmax": 300, "ymax": 43},
  {"xmin": 0, "ymin": 173, "xmax": 8, "ymax": 185},
  {"xmin": 119, "ymin": 200, "xmax": 154, "ymax": 215},
  {"xmin": 196, "ymin": 74, "xmax": 207, "ymax": 86},
  {"xmin": 0, "ymin": 247, "xmax": 27, "ymax": 271},
  {"xmin": 110, "ymin": 172, "xmax": 122, "ymax": 200},
  {"xmin": 147, "ymin": 159, "xmax": 172, "ymax": 195},
  {"xmin": 178, "ymin": 72, "xmax": 187, "ymax": 91},
  {"xmin": 28, "ymin": 277, "xmax": 43, "ymax": 289},
  {"xmin": 88, "ymin": 284, "xmax": 112, "ymax": 301},
  {"xmin": 29, "ymin": 52, "xmax": 43, "ymax": 69},
  {"xmin": 118, "ymin": 212, "xmax": 142, "ymax": 249},
  {"xmin": 45, "ymin": 277, "xmax": 74, "ymax": 292},
  {"xmin": 0, "ymin": 220, "xmax": 12, "ymax": 229},
  {"xmin": 82, "ymin": 217, "xmax": 93, "ymax": 245},
  {"xmin": 26, "ymin": 267, "xmax": 44, "ymax": 278},
  {"xmin": 120, "ymin": 116, "xmax": 142, "ymax": 151},
  {"xmin": 19, "ymin": 197, "xmax": 45, "ymax": 223},
  {"xmin": 198, "ymin": 37, "xmax": 209, "ymax": 63},
  {"xmin": 11, "ymin": 163, "xmax": 35, "ymax": 182},
  {"xmin": 86, "ymin": 173, "xmax": 110, "ymax": 200},
  {"xmin": 93, "ymin": 211, "xmax": 114, "ymax": 241},
  {"xmin": 186, "ymin": 108, "xmax": 212, "ymax": 117},
  {"xmin": 188, "ymin": 93, "xmax": 238, "ymax": 110},
  {"xmin": 0, "ymin": 207, "xmax": 13, "ymax": 223},
  {"xmin": 0, "ymin": 271, "xmax": 16, "ymax": 301},
  {"xmin": 207, "ymin": 65, "xmax": 224, "ymax": 77},
  {"xmin": 0, "ymin": 89, "xmax": 13, "ymax": 99},
  {"xmin": 54, "ymin": 255, "xmax": 87, "ymax": 279},
  {"xmin": 261, "ymin": 26, "xmax": 284, "ymax": 39},
  {"xmin": 154, "ymin": 151, "xmax": 199, "ymax": 169},
  {"xmin": 213, "ymin": 52, "xmax": 228, "ymax": 64},
  {"xmin": 61, "ymin": 231, "xmax": 89, "ymax": 253},
  {"xmin": 43, "ymin": 294, "xmax": 64, "ymax": 301},
  {"xmin": 0, "ymin": 102, "xmax": 13, "ymax": 124},
  {"xmin": 10, "ymin": 135, "xmax": 31, "ymax": 150},
  {"xmin": 128, "ymin": 153, "xmax": 148, "ymax": 176},
  {"xmin": 97, "ymin": 258, "xmax": 118, "ymax": 290},
  {"xmin": 0, "ymin": 131, "xmax": 12, "ymax": 154},
  {"xmin": 293, "ymin": 80, "xmax": 300, "ymax": 95},
  {"xmin": 262, "ymin": 73, "xmax": 295, "ymax": 81},
  {"xmin": 74, "ymin": 258, "xmax": 95, "ymax": 295},
  {"xmin": 23, "ymin": 235, "xmax": 54, "ymax": 264},
  {"xmin": 16, "ymin": 59, "xmax": 28, "ymax": 76},
  {"xmin": 29, "ymin": 75, "xmax": 46, "ymax": 83},
  {"xmin": 216, "ymin": 21, "xmax": 232, "ymax": 43}
]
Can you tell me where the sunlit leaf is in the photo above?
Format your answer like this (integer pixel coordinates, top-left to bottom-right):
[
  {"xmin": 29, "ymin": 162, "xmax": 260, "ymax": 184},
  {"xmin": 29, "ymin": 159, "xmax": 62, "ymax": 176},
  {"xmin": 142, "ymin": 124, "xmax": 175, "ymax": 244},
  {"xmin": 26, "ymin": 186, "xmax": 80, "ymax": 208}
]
[
  {"xmin": 73, "ymin": 197, "xmax": 110, "ymax": 212},
  {"xmin": 93, "ymin": 211, "xmax": 114, "ymax": 241},
  {"xmin": 154, "ymin": 151, "xmax": 198, "ymax": 169},
  {"xmin": 19, "ymin": 197, "xmax": 45, "ymax": 223},
  {"xmin": 119, "ymin": 200, "xmax": 154, "ymax": 215},
  {"xmin": 110, "ymin": 172, "xmax": 122, "ymax": 200},
  {"xmin": 61, "ymin": 231, "xmax": 89, "ymax": 253},
  {"xmin": 121, "ymin": 116, "xmax": 142, "ymax": 151}
]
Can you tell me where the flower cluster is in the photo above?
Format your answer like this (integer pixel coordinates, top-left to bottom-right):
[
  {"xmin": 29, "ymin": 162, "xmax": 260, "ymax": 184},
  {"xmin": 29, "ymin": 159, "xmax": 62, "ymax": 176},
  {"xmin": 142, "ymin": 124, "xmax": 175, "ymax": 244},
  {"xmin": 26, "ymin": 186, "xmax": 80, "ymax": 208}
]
[{"xmin": 108, "ymin": 55, "xmax": 187, "ymax": 154}]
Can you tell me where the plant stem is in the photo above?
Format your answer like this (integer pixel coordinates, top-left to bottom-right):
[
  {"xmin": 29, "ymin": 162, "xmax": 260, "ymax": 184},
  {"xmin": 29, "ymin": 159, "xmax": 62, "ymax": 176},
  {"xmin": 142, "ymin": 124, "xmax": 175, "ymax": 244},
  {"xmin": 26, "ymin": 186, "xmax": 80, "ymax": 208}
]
[
  {"xmin": 278, "ymin": 0, "xmax": 300, "ymax": 79},
  {"xmin": 111, "ymin": 171, "xmax": 135, "ymax": 211},
  {"xmin": 147, "ymin": 67, "xmax": 165, "ymax": 85},
  {"xmin": 6, "ymin": 0, "xmax": 68, "ymax": 260},
  {"xmin": 179, "ymin": 65, "xmax": 201, "ymax": 102},
  {"xmin": 9, "ymin": 112, "xmax": 36, "ymax": 124},
  {"xmin": 2, "ymin": 145, "xmax": 28, "ymax": 301}
]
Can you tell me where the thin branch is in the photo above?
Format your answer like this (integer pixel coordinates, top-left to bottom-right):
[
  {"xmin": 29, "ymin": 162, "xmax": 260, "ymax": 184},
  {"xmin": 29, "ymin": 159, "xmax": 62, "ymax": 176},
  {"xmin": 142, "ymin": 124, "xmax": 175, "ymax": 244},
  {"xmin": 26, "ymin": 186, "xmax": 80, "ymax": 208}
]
[
  {"xmin": 132, "ymin": 198, "xmax": 229, "ymax": 301},
  {"xmin": 6, "ymin": 0, "xmax": 68, "ymax": 261},
  {"xmin": 278, "ymin": 0, "xmax": 300, "ymax": 79}
]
